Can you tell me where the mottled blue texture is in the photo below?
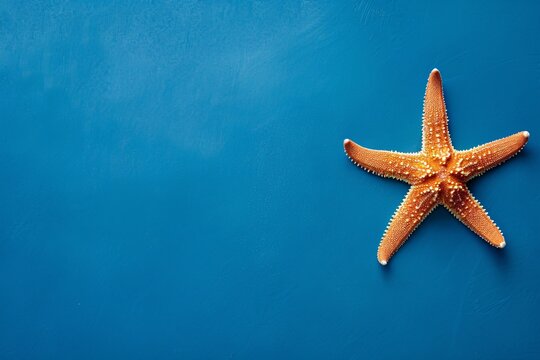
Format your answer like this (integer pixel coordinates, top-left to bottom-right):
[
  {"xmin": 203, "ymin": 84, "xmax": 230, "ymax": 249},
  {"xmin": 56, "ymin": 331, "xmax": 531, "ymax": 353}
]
[{"xmin": 1, "ymin": 1, "xmax": 539, "ymax": 359}]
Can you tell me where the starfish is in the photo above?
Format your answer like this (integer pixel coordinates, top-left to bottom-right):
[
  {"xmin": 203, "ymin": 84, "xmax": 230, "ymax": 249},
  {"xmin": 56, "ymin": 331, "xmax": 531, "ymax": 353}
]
[{"xmin": 344, "ymin": 69, "xmax": 529, "ymax": 265}]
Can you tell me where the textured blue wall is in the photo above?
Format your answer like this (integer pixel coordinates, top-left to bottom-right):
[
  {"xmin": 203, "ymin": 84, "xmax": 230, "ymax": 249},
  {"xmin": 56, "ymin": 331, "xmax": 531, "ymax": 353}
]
[{"xmin": 1, "ymin": 1, "xmax": 539, "ymax": 359}]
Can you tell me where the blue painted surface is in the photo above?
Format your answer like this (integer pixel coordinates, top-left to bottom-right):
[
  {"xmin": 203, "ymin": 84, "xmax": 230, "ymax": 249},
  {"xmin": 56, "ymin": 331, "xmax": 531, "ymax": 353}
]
[{"xmin": 1, "ymin": 1, "xmax": 539, "ymax": 359}]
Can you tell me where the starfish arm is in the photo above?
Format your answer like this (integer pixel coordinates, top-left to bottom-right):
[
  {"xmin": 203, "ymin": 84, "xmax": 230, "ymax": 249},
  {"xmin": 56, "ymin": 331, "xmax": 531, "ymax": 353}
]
[
  {"xmin": 344, "ymin": 139, "xmax": 431, "ymax": 184},
  {"xmin": 422, "ymin": 69, "xmax": 453, "ymax": 164},
  {"xmin": 377, "ymin": 184, "xmax": 439, "ymax": 265},
  {"xmin": 454, "ymin": 131, "xmax": 529, "ymax": 180},
  {"xmin": 442, "ymin": 185, "xmax": 505, "ymax": 248}
]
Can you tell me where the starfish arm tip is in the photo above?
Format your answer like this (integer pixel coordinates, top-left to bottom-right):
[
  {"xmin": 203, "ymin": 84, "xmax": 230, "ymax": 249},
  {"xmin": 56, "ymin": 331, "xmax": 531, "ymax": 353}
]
[
  {"xmin": 499, "ymin": 241, "xmax": 506, "ymax": 249},
  {"xmin": 379, "ymin": 259, "xmax": 388, "ymax": 266},
  {"xmin": 431, "ymin": 68, "xmax": 440, "ymax": 74},
  {"xmin": 343, "ymin": 138, "xmax": 351, "ymax": 146},
  {"xmin": 522, "ymin": 131, "xmax": 530, "ymax": 139}
]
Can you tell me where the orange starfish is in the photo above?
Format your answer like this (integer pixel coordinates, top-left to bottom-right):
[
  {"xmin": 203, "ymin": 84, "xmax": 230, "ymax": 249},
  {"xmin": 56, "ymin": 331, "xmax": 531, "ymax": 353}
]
[{"xmin": 344, "ymin": 69, "xmax": 529, "ymax": 265}]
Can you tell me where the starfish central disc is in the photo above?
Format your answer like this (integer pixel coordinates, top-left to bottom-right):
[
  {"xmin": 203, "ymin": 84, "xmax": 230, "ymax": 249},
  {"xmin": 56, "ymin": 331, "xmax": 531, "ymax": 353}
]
[
  {"xmin": 344, "ymin": 69, "xmax": 529, "ymax": 265},
  {"xmin": 437, "ymin": 168, "xmax": 448, "ymax": 180}
]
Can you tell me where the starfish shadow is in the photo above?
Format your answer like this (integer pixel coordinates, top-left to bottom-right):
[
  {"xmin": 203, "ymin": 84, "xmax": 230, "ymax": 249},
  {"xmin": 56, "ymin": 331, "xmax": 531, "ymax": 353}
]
[
  {"xmin": 485, "ymin": 241, "xmax": 510, "ymax": 273},
  {"xmin": 381, "ymin": 262, "xmax": 393, "ymax": 276}
]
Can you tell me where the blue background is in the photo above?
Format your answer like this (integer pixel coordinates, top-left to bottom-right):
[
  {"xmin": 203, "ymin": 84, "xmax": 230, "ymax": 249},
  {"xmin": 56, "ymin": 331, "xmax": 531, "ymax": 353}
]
[{"xmin": 1, "ymin": 1, "xmax": 539, "ymax": 359}]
